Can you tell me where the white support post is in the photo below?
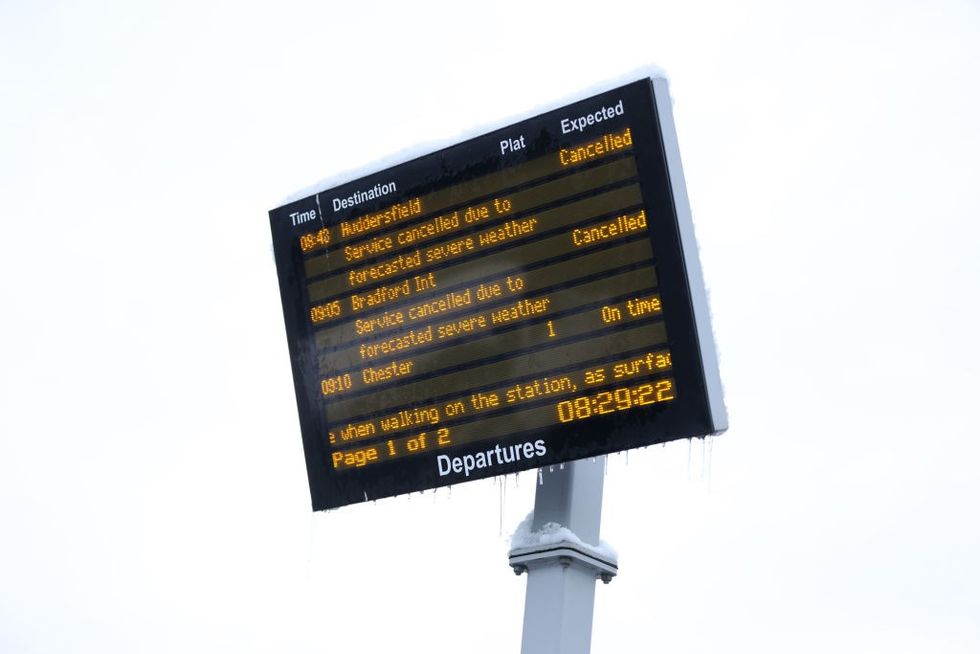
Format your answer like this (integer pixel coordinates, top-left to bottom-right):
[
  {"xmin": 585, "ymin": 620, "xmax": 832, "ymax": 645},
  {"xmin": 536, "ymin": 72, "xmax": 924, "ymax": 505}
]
[{"xmin": 509, "ymin": 457, "xmax": 616, "ymax": 654}]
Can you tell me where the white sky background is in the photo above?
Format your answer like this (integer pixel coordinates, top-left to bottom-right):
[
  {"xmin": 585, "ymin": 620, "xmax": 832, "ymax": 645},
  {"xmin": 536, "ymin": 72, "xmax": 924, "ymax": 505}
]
[{"xmin": 1, "ymin": 0, "xmax": 979, "ymax": 651}]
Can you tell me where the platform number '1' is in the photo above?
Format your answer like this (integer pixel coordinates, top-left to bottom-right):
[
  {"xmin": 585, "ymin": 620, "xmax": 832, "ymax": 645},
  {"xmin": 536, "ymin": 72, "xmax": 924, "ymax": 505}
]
[{"xmin": 547, "ymin": 320, "xmax": 557, "ymax": 338}]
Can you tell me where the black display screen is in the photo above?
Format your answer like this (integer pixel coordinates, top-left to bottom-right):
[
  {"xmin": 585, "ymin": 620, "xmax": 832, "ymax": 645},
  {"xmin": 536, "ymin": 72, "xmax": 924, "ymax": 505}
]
[{"xmin": 270, "ymin": 78, "xmax": 726, "ymax": 510}]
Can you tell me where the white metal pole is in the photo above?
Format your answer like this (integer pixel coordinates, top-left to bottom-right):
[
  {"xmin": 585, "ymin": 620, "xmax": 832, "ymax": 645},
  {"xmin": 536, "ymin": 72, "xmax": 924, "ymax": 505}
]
[{"xmin": 509, "ymin": 457, "xmax": 615, "ymax": 654}]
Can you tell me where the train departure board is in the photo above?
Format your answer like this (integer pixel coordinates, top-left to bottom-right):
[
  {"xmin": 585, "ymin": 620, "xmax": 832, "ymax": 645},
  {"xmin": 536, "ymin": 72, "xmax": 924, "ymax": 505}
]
[{"xmin": 270, "ymin": 78, "xmax": 726, "ymax": 510}]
